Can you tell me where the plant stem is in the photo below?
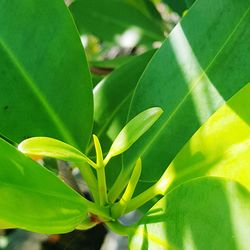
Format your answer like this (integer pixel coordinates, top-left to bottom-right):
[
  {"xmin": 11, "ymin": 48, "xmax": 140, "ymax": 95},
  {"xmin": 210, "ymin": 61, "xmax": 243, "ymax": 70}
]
[
  {"xmin": 125, "ymin": 183, "xmax": 159, "ymax": 213},
  {"xmin": 108, "ymin": 168, "xmax": 132, "ymax": 203},
  {"xmin": 111, "ymin": 158, "xmax": 141, "ymax": 218},
  {"xmin": 97, "ymin": 167, "xmax": 108, "ymax": 206},
  {"xmin": 77, "ymin": 162, "xmax": 99, "ymax": 202},
  {"xmin": 105, "ymin": 220, "xmax": 135, "ymax": 236},
  {"xmin": 93, "ymin": 135, "xmax": 108, "ymax": 206},
  {"xmin": 84, "ymin": 199, "xmax": 112, "ymax": 221},
  {"xmin": 103, "ymin": 152, "xmax": 111, "ymax": 166},
  {"xmin": 124, "ymin": 172, "xmax": 171, "ymax": 213},
  {"xmin": 83, "ymin": 156, "xmax": 98, "ymax": 169}
]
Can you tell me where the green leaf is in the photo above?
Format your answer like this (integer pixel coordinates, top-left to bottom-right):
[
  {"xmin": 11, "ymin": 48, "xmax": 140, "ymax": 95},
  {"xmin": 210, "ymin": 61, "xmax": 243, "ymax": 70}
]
[
  {"xmin": 91, "ymin": 50, "xmax": 156, "ymax": 188},
  {"xmin": 0, "ymin": 138, "xmax": 88, "ymax": 234},
  {"xmin": 122, "ymin": 0, "xmax": 250, "ymax": 189},
  {"xmin": 130, "ymin": 177, "xmax": 250, "ymax": 250},
  {"xmin": 69, "ymin": 0, "xmax": 164, "ymax": 45},
  {"xmin": 90, "ymin": 54, "xmax": 136, "ymax": 70},
  {"xmin": 125, "ymin": 82, "xmax": 250, "ymax": 213},
  {"xmin": 0, "ymin": 0, "xmax": 93, "ymax": 150},
  {"xmin": 18, "ymin": 137, "xmax": 93, "ymax": 165},
  {"xmin": 163, "ymin": 0, "xmax": 196, "ymax": 15},
  {"xmin": 125, "ymin": 0, "xmax": 163, "ymax": 23},
  {"xmin": 159, "ymin": 82, "xmax": 250, "ymax": 193},
  {"xmin": 93, "ymin": 50, "xmax": 156, "ymax": 154},
  {"xmin": 107, "ymin": 107, "xmax": 163, "ymax": 160}
]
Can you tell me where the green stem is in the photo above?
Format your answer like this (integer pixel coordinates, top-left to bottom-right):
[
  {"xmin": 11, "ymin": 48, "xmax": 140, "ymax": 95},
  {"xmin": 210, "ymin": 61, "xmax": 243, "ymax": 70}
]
[
  {"xmin": 125, "ymin": 183, "xmax": 160, "ymax": 213},
  {"xmin": 112, "ymin": 158, "xmax": 141, "ymax": 218},
  {"xmin": 97, "ymin": 167, "xmax": 108, "ymax": 206},
  {"xmin": 108, "ymin": 168, "xmax": 132, "ymax": 203},
  {"xmin": 103, "ymin": 152, "xmax": 111, "ymax": 166},
  {"xmin": 93, "ymin": 135, "xmax": 108, "ymax": 206},
  {"xmin": 124, "ymin": 172, "xmax": 171, "ymax": 213},
  {"xmin": 105, "ymin": 220, "xmax": 135, "ymax": 236},
  {"xmin": 76, "ymin": 194, "xmax": 111, "ymax": 220},
  {"xmin": 83, "ymin": 156, "xmax": 98, "ymax": 169},
  {"xmin": 77, "ymin": 162, "xmax": 99, "ymax": 203}
]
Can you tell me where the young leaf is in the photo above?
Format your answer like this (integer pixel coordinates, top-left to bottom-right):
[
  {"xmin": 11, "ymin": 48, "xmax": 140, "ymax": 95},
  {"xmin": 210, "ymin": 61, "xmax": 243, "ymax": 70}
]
[
  {"xmin": 106, "ymin": 107, "xmax": 163, "ymax": 160},
  {"xmin": 18, "ymin": 137, "xmax": 95, "ymax": 167},
  {"xmin": 0, "ymin": 0, "xmax": 93, "ymax": 151},
  {"xmin": 119, "ymin": 0, "xmax": 250, "ymax": 193},
  {"xmin": 129, "ymin": 177, "xmax": 250, "ymax": 250},
  {"xmin": 0, "ymin": 138, "xmax": 89, "ymax": 234}
]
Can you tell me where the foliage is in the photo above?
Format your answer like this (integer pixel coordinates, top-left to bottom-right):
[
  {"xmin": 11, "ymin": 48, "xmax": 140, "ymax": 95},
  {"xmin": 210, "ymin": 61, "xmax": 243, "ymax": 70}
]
[{"xmin": 0, "ymin": 0, "xmax": 249, "ymax": 249}]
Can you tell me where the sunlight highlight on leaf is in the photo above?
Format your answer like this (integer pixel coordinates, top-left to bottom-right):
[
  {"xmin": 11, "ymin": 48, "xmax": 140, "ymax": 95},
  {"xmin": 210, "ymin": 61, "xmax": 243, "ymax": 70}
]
[{"xmin": 169, "ymin": 24, "xmax": 221, "ymax": 123}]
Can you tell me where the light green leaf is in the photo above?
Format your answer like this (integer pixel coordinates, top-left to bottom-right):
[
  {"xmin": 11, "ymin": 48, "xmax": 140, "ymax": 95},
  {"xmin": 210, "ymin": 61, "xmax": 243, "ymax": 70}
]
[
  {"xmin": 69, "ymin": 0, "xmax": 164, "ymax": 45},
  {"xmin": 119, "ymin": 0, "xmax": 250, "ymax": 192},
  {"xmin": 107, "ymin": 107, "xmax": 163, "ymax": 160},
  {"xmin": 18, "ymin": 137, "xmax": 93, "ymax": 165},
  {"xmin": 130, "ymin": 177, "xmax": 250, "ymax": 250},
  {"xmin": 0, "ymin": 0, "xmax": 93, "ymax": 151},
  {"xmin": 0, "ymin": 138, "xmax": 88, "ymax": 234},
  {"xmin": 159, "ymin": 82, "xmax": 250, "ymax": 194}
]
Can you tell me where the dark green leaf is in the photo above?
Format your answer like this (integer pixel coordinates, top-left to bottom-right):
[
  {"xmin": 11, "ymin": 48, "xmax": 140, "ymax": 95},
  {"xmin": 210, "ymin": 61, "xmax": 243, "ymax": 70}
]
[
  {"xmin": 69, "ymin": 0, "xmax": 164, "ymax": 45},
  {"xmin": 0, "ymin": 0, "xmax": 93, "ymax": 150},
  {"xmin": 121, "ymin": 0, "xmax": 250, "ymax": 192},
  {"xmin": 92, "ymin": 50, "xmax": 156, "ymax": 154},
  {"xmin": 163, "ymin": 0, "xmax": 196, "ymax": 15}
]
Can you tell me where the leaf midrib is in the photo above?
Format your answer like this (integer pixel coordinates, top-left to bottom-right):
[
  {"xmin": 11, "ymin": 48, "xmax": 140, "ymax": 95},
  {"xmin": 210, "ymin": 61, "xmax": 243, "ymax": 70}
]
[
  {"xmin": 0, "ymin": 38, "xmax": 77, "ymax": 146},
  {"xmin": 130, "ymin": 7, "xmax": 250, "ymax": 167}
]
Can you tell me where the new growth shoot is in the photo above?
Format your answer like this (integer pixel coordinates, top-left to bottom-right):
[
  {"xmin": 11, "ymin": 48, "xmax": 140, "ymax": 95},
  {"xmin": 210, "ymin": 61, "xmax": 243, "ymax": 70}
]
[{"xmin": 18, "ymin": 107, "xmax": 165, "ymax": 235}]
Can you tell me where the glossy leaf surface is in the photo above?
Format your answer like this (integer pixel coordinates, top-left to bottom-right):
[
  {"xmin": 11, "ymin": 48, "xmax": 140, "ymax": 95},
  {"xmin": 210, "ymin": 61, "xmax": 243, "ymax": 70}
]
[
  {"xmin": 160, "ymin": 82, "xmax": 250, "ymax": 193},
  {"xmin": 107, "ymin": 107, "xmax": 163, "ymax": 159},
  {"xmin": 18, "ymin": 137, "xmax": 90, "ymax": 163},
  {"xmin": 0, "ymin": 0, "xmax": 93, "ymax": 150},
  {"xmin": 125, "ymin": 82, "xmax": 250, "ymax": 212},
  {"xmin": 124, "ymin": 0, "xmax": 250, "ymax": 186},
  {"xmin": 0, "ymin": 138, "xmax": 88, "ymax": 234},
  {"xmin": 130, "ymin": 177, "xmax": 250, "ymax": 250},
  {"xmin": 70, "ymin": 0, "xmax": 164, "ymax": 44},
  {"xmin": 93, "ymin": 50, "xmax": 156, "ymax": 154},
  {"xmin": 92, "ymin": 50, "xmax": 156, "ymax": 186}
]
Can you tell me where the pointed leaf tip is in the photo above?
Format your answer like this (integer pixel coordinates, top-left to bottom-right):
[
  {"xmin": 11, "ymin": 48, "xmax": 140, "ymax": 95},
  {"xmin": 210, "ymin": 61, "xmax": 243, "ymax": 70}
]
[
  {"xmin": 18, "ymin": 137, "xmax": 89, "ymax": 164},
  {"xmin": 107, "ymin": 107, "xmax": 163, "ymax": 158}
]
